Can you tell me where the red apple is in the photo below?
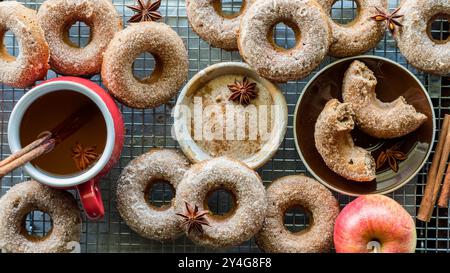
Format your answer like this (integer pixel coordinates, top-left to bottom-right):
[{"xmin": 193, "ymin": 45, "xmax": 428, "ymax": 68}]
[{"xmin": 334, "ymin": 194, "xmax": 416, "ymax": 253}]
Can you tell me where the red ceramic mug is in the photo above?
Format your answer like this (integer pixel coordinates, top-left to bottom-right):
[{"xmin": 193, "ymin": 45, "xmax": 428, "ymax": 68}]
[{"xmin": 7, "ymin": 77, "xmax": 124, "ymax": 220}]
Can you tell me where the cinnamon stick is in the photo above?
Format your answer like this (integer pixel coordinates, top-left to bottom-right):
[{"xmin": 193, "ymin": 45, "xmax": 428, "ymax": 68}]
[
  {"xmin": 438, "ymin": 163, "xmax": 450, "ymax": 208},
  {"xmin": 417, "ymin": 114, "xmax": 450, "ymax": 222}
]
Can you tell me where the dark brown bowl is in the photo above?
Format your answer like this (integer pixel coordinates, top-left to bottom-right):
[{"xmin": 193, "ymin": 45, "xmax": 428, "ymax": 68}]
[{"xmin": 294, "ymin": 56, "xmax": 435, "ymax": 196}]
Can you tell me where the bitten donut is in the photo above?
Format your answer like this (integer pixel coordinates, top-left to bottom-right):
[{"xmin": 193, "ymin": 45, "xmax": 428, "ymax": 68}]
[
  {"xmin": 37, "ymin": 0, "xmax": 122, "ymax": 76},
  {"xmin": 0, "ymin": 181, "xmax": 82, "ymax": 253},
  {"xmin": 256, "ymin": 175, "xmax": 339, "ymax": 253},
  {"xmin": 102, "ymin": 22, "xmax": 189, "ymax": 109},
  {"xmin": 343, "ymin": 60, "xmax": 427, "ymax": 139},
  {"xmin": 116, "ymin": 149, "xmax": 190, "ymax": 241},
  {"xmin": 174, "ymin": 157, "xmax": 267, "ymax": 249},
  {"xmin": 238, "ymin": 0, "xmax": 331, "ymax": 82},
  {"xmin": 0, "ymin": 1, "xmax": 49, "ymax": 88},
  {"xmin": 315, "ymin": 99, "xmax": 376, "ymax": 182},
  {"xmin": 396, "ymin": 0, "xmax": 450, "ymax": 75},
  {"xmin": 316, "ymin": 0, "xmax": 387, "ymax": 57},
  {"xmin": 186, "ymin": 0, "xmax": 255, "ymax": 50}
]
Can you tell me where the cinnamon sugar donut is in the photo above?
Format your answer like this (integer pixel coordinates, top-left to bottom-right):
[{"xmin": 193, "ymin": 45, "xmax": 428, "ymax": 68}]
[
  {"xmin": 256, "ymin": 175, "xmax": 339, "ymax": 253},
  {"xmin": 0, "ymin": 1, "xmax": 49, "ymax": 88},
  {"xmin": 174, "ymin": 157, "xmax": 267, "ymax": 249},
  {"xmin": 343, "ymin": 60, "xmax": 427, "ymax": 139},
  {"xmin": 0, "ymin": 181, "xmax": 82, "ymax": 253},
  {"xmin": 316, "ymin": 0, "xmax": 387, "ymax": 57},
  {"xmin": 238, "ymin": 0, "xmax": 331, "ymax": 82},
  {"xmin": 116, "ymin": 149, "xmax": 190, "ymax": 241},
  {"xmin": 396, "ymin": 0, "xmax": 450, "ymax": 75},
  {"xmin": 186, "ymin": 0, "xmax": 255, "ymax": 50},
  {"xmin": 102, "ymin": 22, "xmax": 189, "ymax": 109},
  {"xmin": 37, "ymin": 0, "xmax": 122, "ymax": 76},
  {"xmin": 315, "ymin": 99, "xmax": 376, "ymax": 182}
]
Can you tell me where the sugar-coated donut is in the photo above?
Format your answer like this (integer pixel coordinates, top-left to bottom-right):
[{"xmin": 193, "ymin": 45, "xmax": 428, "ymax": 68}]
[
  {"xmin": 174, "ymin": 157, "xmax": 267, "ymax": 249},
  {"xmin": 317, "ymin": 0, "xmax": 387, "ymax": 57},
  {"xmin": 343, "ymin": 60, "xmax": 427, "ymax": 139},
  {"xmin": 238, "ymin": 0, "xmax": 331, "ymax": 82},
  {"xmin": 186, "ymin": 0, "xmax": 255, "ymax": 50},
  {"xmin": 116, "ymin": 149, "xmax": 191, "ymax": 241},
  {"xmin": 396, "ymin": 0, "xmax": 450, "ymax": 75},
  {"xmin": 102, "ymin": 22, "xmax": 189, "ymax": 109},
  {"xmin": 37, "ymin": 0, "xmax": 122, "ymax": 76},
  {"xmin": 315, "ymin": 99, "xmax": 376, "ymax": 182},
  {"xmin": 0, "ymin": 181, "xmax": 81, "ymax": 253},
  {"xmin": 0, "ymin": 1, "xmax": 49, "ymax": 88},
  {"xmin": 256, "ymin": 175, "xmax": 339, "ymax": 253}
]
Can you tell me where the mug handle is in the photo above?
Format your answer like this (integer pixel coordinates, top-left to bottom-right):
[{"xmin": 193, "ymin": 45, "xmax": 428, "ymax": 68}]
[{"xmin": 77, "ymin": 179, "xmax": 104, "ymax": 220}]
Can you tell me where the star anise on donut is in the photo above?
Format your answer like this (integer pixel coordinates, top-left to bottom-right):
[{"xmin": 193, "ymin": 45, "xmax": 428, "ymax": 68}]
[
  {"xmin": 127, "ymin": 0, "xmax": 162, "ymax": 23},
  {"xmin": 228, "ymin": 77, "xmax": 258, "ymax": 106},
  {"xmin": 371, "ymin": 7, "xmax": 404, "ymax": 35},
  {"xmin": 72, "ymin": 143, "xmax": 100, "ymax": 171},
  {"xmin": 376, "ymin": 142, "xmax": 407, "ymax": 173},
  {"xmin": 176, "ymin": 202, "xmax": 210, "ymax": 234}
]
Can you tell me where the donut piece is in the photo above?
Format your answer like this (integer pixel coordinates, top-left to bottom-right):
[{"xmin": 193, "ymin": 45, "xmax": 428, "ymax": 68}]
[
  {"xmin": 116, "ymin": 149, "xmax": 191, "ymax": 241},
  {"xmin": 186, "ymin": 0, "xmax": 255, "ymax": 50},
  {"xmin": 0, "ymin": 181, "xmax": 81, "ymax": 253},
  {"xmin": 174, "ymin": 157, "xmax": 267, "ymax": 249},
  {"xmin": 315, "ymin": 99, "xmax": 376, "ymax": 182},
  {"xmin": 37, "ymin": 0, "xmax": 122, "ymax": 76},
  {"xmin": 238, "ymin": 0, "xmax": 331, "ymax": 82},
  {"xmin": 343, "ymin": 60, "xmax": 427, "ymax": 139},
  {"xmin": 317, "ymin": 0, "xmax": 387, "ymax": 57},
  {"xmin": 0, "ymin": 1, "xmax": 49, "ymax": 88},
  {"xmin": 102, "ymin": 22, "xmax": 189, "ymax": 109},
  {"xmin": 256, "ymin": 175, "xmax": 339, "ymax": 253},
  {"xmin": 396, "ymin": 0, "xmax": 450, "ymax": 75}
]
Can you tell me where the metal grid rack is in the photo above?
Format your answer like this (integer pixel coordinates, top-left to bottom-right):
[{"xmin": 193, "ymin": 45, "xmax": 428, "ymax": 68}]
[{"xmin": 0, "ymin": 0, "xmax": 449, "ymax": 253}]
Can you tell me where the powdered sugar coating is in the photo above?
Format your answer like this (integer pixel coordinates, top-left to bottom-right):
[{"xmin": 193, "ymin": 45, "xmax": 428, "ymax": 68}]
[
  {"xmin": 37, "ymin": 0, "xmax": 122, "ymax": 76},
  {"xmin": 395, "ymin": 0, "xmax": 450, "ymax": 75},
  {"xmin": 174, "ymin": 157, "xmax": 267, "ymax": 249},
  {"xmin": 102, "ymin": 22, "xmax": 189, "ymax": 109},
  {"xmin": 186, "ymin": 0, "xmax": 255, "ymax": 50},
  {"xmin": 343, "ymin": 60, "xmax": 427, "ymax": 139},
  {"xmin": 116, "ymin": 149, "xmax": 190, "ymax": 241},
  {"xmin": 238, "ymin": 0, "xmax": 331, "ymax": 82},
  {"xmin": 0, "ymin": 1, "xmax": 49, "ymax": 88},
  {"xmin": 0, "ymin": 181, "xmax": 81, "ymax": 253},
  {"xmin": 317, "ymin": 0, "xmax": 387, "ymax": 57},
  {"xmin": 256, "ymin": 175, "xmax": 339, "ymax": 253},
  {"xmin": 315, "ymin": 99, "xmax": 376, "ymax": 182}
]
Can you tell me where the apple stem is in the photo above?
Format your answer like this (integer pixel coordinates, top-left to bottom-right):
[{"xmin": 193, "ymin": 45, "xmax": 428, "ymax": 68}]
[{"xmin": 368, "ymin": 241, "xmax": 381, "ymax": 253}]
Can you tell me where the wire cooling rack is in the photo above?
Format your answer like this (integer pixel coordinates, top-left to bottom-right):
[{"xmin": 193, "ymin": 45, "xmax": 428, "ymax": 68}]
[{"xmin": 0, "ymin": 0, "xmax": 449, "ymax": 253}]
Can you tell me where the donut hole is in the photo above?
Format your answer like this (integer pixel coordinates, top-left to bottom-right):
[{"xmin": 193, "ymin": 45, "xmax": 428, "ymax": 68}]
[
  {"xmin": 283, "ymin": 206, "xmax": 312, "ymax": 233},
  {"xmin": 21, "ymin": 210, "xmax": 53, "ymax": 240},
  {"xmin": 0, "ymin": 30, "xmax": 19, "ymax": 62},
  {"xmin": 132, "ymin": 52, "xmax": 163, "ymax": 83},
  {"xmin": 213, "ymin": 0, "xmax": 245, "ymax": 19},
  {"xmin": 331, "ymin": 0, "xmax": 359, "ymax": 25},
  {"xmin": 145, "ymin": 179, "xmax": 175, "ymax": 210},
  {"xmin": 268, "ymin": 21, "xmax": 301, "ymax": 51},
  {"xmin": 205, "ymin": 188, "xmax": 237, "ymax": 218},
  {"xmin": 427, "ymin": 14, "xmax": 450, "ymax": 44},
  {"xmin": 64, "ymin": 20, "xmax": 92, "ymax": 48}
]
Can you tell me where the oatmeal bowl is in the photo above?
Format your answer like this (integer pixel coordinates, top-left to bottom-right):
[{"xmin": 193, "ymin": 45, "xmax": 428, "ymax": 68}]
[{"xmin": 173, "ymin": 62, "xmax": 288, "ymax": 169}]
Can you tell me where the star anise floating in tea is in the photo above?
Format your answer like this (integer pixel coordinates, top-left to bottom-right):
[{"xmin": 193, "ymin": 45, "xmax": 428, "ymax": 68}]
[
  {"xmin": 228, "ymin": 77, "xmax": 258, "ymax": 106},
  {"xmin": 127, "ymin": 0, "xmax": 162, "ymax": 23},
  {"xmin": 176, "ymin": 202, "xmax": 210, "ymax": 234},
  {"xmin": 371, "ymin": 7, "xmax": 404, "ymax": 35},
  {"xmin": 376, "ymin": 143, "xmax": 407, "ymax": 173},
  {"xmin": 72, "ymin": 143, "xmax": 100, "ymax": 171}
]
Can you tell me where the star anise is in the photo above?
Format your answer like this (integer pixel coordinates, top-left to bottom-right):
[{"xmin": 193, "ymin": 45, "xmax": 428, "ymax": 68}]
[
  {"xmin": 127, "ymin": 0, "xmax": 162, "ymax": 23},
  {"xmin": 228, "ymin": 77, "xmax": 258, "ymax": 106},
  {"xmin": 376, "ymin": 143, "xmax": 407, "ymax": 173},
  {"xmin": 176, "ymin": 202, "xmax": 210, "ymax": 234},
  {"xmin": 72, "ymin": 143, "xmax": 100, "ymax": 171},
  {"xmin": 371, "ymin": 7, "xmax": 404, "ymax": 35}
]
